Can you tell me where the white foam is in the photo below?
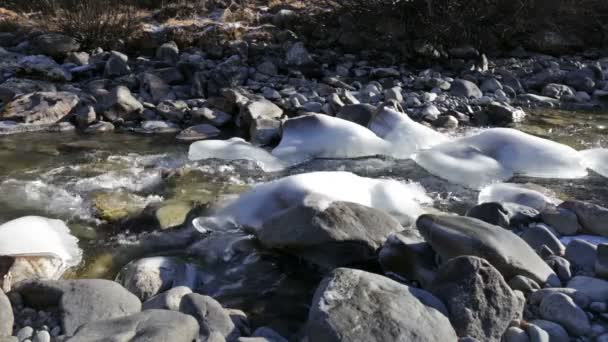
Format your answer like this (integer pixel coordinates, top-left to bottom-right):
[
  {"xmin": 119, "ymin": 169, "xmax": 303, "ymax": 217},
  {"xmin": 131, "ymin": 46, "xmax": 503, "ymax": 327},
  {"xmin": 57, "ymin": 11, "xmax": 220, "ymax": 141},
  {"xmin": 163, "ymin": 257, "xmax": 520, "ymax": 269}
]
[
  {"xmin": 72, "ymin": 167, "xmax": 163, "ymax": 193},
  {"xmin": 0, "ymin": 216, "xmax": 82, "ymax": 269},
  {"xmin": 213, "ymin": 171, "xmax": 432, "ymax": 230},
  {"xmin": 188, "ymin": 138, "xmax": 285, "ymax": 172},
  {"xmin": 478, "ymin": 183, "xmax": 561, "ymax": 211},
  {"xmin": 581, "ymin": 148, "xmax": 608, "ymax": 178},
  {"xmin": 272, "ymin": 114, "xmax": 390, "ymax": 164},
  {"xmin": 414, "ymin": 128, "xmax": 587, "ymax": 189}
]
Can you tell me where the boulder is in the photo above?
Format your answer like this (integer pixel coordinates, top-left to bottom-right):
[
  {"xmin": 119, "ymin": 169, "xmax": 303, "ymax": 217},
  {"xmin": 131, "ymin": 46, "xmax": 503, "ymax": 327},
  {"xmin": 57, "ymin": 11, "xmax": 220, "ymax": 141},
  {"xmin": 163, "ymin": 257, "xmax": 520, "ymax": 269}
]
[
  {"xmin": 559, "ymin": 200, "xmax": 608, "ymax": 237},
  {"xmin": 565, "ymin": 239, "xmax": 597, "ymax": 272},
  {"xmin": 286, "ymin": 42, "xmax": 313, "ymax": 67},
  {"xmin": 0, "ymin": 78, "xmax": 56, "ymax": 103},
  {"xmin": 104, "ymin": 51, "xmax": 130, "ymax": 77},
  {"xmin": 257, "ymin": 201, "xmax": 403, "ymax": 271},
  {"xmin": 451, "ymin": 79, "xmax": 482, "ymax": 99},
  {"xmin": 596, "ymin": 244, "xmax": 608, "ymax": 278},
  {"xmin": 156, "ymin": 41, "xmax": 179, "ymax": 65},
  {"xmin": 208, "ymin": 56, "xmax": 248, "ymax": 95},
  {"xmin": 18, "ymin": 55, "xmax": 72, "ymax": 82},
  {"xmin": 100, "ymin": 86, "xmax": 143, "ymax": 122},
  {"xmin": 539, "ymin": 206, "xmax": 581, "ymax": 236},
  {"xmin": 1, "ymin": 91, "xmax": 79, "ymax": 125},
  {"xmin": 66, "ymin": 309, "xmax": 199, "ymax": 342},
  {"xmin": 567, "ymin": 276, "xmax": 608, "ymax": 302},
  {"xmin": 336, "ymin": 103, "xmax": 376, "ymax": 126},
  {"xmin": 16, "ymin": 279, "xmax": 142, "ymax": 335},
  {"xmin": 31, "ymin": 33, "xmax": 79, "ymax": 57},
  {"xmin": 176, "ymin": 124, "xmax": 221, "ymax": 142},
  {"xmin": 179, "ymin": 293, "xmax": 239, "ymax": 341},
  {"xmin": 417, "ymin": 215, "xmax": 560, "ymax": 286},
  {"xmin": 142, "ymin": 286, "xmax": 192, "ymax": 311},
  {"xmin": 541, "ymin": 84, "xmax": 575, "ymax": 99},
  {"xmin": 481, "ymin": 102, "xmax": 526, "ymax": 126},
  {"xmin": 430, "ymin": 256, "xmax": 523, "ymax": 341},
  {"xmin": 306, "ymin": 268, "xmax": 457, "ymax": 342},
  {"xmin": 0, "ymin": 290, "xmax": 13, "ymax": 336},
  {"xmin": 465, "ymin": 202, "xmax": 539, "ymax": 229},
  {"xmin": 527, "ymin": 30, "xmax": 583, "ymax": 55},
  {"xmin": 539, "ymin": 292, "xmax": 590, "ymax": 336},
  {"xmin": 140, "ymin": 72, "xmax": 172, "ymax": 104},
  {"xmin": 530, "ymin": 320, "xmax": 569, "ymax": 342},
  {"xmin": 521, "ymin": 225, "xmax": 565, "ymax": 256}
]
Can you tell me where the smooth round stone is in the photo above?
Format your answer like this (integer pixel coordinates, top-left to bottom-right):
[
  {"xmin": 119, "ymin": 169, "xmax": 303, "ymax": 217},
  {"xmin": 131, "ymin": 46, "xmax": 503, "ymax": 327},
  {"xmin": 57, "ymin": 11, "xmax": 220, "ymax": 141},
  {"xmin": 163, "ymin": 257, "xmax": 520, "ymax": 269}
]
[
  {"xmin": 17, "ymin": 326, "xmax": 34, "ymax": 341},
  {"xmin": 32, "ymin": 331, "xmax": 50, "ymax": 342},
  {"xmin": 503, "ymin": 327, "xmax": 529, "ymax": 342}
]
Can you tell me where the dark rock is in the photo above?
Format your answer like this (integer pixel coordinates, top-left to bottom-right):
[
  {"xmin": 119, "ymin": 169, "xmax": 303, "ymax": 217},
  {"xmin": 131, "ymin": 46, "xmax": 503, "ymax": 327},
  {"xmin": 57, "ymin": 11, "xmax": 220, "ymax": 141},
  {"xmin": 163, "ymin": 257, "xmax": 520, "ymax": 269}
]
[
  {"xmin": 417, "ymin": 215, "xmax": 560, "ymax": 286},
  {"xmin": 0, "ymin": 290, "xmax": 13, "ymax": 337},
  {"xmin": 189, "ymin": 107, "xmax": 232, "ymax": 127},
  {"xmin": 430, "ymin": 256, "xmax": 523, "ymax": 341},
  {"xmin": 99, "ymin": 86, "xmax": 143, "ymax": 122},
  {"xmin": 257, "ymin": 201, "xmax": 403, "ymax": 271},
  {"xmin": 250, "ymin": 118, "xmax": 281, "ymax": 146},
  {"xmin": 306, "ymin": 268, "xmax": 457, "ymax": 342},
  {"xmin": 529, "ymin": 320, "xmax": 569, "ymax": 342},
  {"xmin": 526, "ymin": 31, "xmax": 583, "ymax": 55},
  {"xmin": 565, "ymin": 239, "xmax": 597, "ymax": 273},
  {"xmin": 208, "ymin": 56, "xmax": 248, "ymax": 96},
  {"xmin": 16, "ymin": 279, "xmax": 142, "ymax": 335},
  {"xmin": 567, "ymin": 276, "xmax": 608, "ymax": 302},
  {"xmin": 521, "ymin": 225, "xmax": 565, "ymax": 256},
  {"xmin": 18, "ymin": 55, "xmax": 72, "ymax": 82},
  {"xmin": 596, "ymin": 244, "xmax": 608, "ymax": 278},
  {"xmin": 84, "ymin": 121, "xmax": 114, "ymax": 133},
  {"xmin": 465, "ymin": 202, "xmax": 539, "ymax": 229},
  {"xmin": 142, "ymin": 286, "xmax": 192, "ymax": 311},
  {"xmin": 179, "ymin": 293, "xmax": 239, "ymax": 341},
  {"xmin": 451, "ymin": 79, "xmax": 482, "ymax": 99},
  {"xmin": 156, "ymin": 41, "xmax": 179, "ymax": 65},
  {"xmin": 336, "ymin": 104, "xmax": 376, "ymax": 126},
  {"xmin": 31, "ymin": 33, "xmax": 79, "ymax": 57},
  {"xmin": 1, "ymin": 91, "xmax": 79, "ymax": 124},
  {"xmin": 539, "ymin": 206, "xmax": 581, "ymax": 236},
  {"xmin": 66, "ymin": 309, "xmax": 199, "ymax": 342},
  {"xmin": 539, "ymin": 292, "xmax": 590, "ymax": 336},
  {"xmin": 541, "ymin": 83, "xmax": 575, "ymax": 99},
  {"xmin": 104, "ymin": 51, "xmax": 130, "ymax": 78},
  {"xmin": 559, "ymin": 200, "xmax": 608, "ymax": 237}
]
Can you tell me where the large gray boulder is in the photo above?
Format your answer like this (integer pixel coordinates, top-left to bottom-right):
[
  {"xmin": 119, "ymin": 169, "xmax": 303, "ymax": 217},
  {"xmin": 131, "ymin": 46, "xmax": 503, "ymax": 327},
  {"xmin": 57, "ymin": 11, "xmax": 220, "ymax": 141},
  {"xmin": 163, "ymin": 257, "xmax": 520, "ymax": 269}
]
[
  {"xmin": 336, "ymin": 104, "xmax": 376, "ymax": 127},
  {"xmin": 417, "ymin": 215, "xmax": 560, "ymax": 286},
  {"xmin": 18, "ymin": 55, "xmax": 72, "ymax": 82},
  {"xmin": 567, "ymin": 276, "xmax": 608, "ymax": 302},
  {"xmin": 257, "ymin": 201, "xmax": 404, "ymax": 270},
  {"xmin": 0, "ymin": 290, "xmax": 13, "ymax": 337},
  {"xmin": 0, "ymin": 78, "xmax": 56, "ymax": 103},
  {"xmin": 66, "ymin": 309, "xmax": 199, "ymax": 342},
  {"xmin": 450, "ymin": 79, "xmax": 482, "ymax": 99},
  {"xmin": 306, "ymin": 268, "xmax": 457, "ymax": 342},
  {"xmin": 1, "ymin": 91, "xmax": 79, "ymax": 124},
  {"xmin": 430, "ymin": 256, "xmax": 523, "ymax": 341},
  {"xmin": 104, "ymin": 51, "xmax": 130, "ymax": 78},
  {"xmin": 100, "ymin": 86, "xmax": 143, "ymax": 122},
  {"xmin": 539, "ymin": 292, "xmax": 590, "ymax": 336},
  {"xmin": 16, "ymin": 279, "xmax": 142, "ymax": 335},
  {"xmin": 559, "ymin": 200, "xmax": 608, "ymax": 237},
  {"xmin": 179, "ymin": 293, "xmax": 239, "ymax": 341}
]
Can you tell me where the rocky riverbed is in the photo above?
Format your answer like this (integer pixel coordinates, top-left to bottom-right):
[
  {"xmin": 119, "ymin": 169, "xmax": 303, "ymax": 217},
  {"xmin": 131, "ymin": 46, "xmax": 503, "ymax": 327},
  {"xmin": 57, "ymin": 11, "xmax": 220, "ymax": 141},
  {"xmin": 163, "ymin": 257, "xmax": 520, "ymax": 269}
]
[{"xmin": 1, "ymin": 5, "xmax": 608, "ymax": 342}]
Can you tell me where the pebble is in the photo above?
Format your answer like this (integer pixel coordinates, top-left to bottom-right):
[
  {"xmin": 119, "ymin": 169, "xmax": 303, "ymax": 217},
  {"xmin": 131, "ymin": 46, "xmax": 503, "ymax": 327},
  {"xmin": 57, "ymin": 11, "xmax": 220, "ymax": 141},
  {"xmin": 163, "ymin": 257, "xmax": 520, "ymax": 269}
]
[
  {"xmin": 16, "ymin": 327, "xmax": 33, "ymax": 341},
  {"xmin": 32, "ymin": 331, "xmax": 50, "ymax": 342}
]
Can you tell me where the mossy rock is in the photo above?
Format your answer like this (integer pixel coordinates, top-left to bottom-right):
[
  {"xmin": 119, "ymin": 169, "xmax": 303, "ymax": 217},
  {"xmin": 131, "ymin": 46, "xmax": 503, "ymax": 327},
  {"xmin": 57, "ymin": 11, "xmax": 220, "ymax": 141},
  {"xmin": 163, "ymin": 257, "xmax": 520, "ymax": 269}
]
[
  {"xmin": 155, "ymin": 200, "xmax": 195, "ymax": 230},
  {"xmin": 92, "ymin": 191, "xmax": 154, "ymax": 222}
]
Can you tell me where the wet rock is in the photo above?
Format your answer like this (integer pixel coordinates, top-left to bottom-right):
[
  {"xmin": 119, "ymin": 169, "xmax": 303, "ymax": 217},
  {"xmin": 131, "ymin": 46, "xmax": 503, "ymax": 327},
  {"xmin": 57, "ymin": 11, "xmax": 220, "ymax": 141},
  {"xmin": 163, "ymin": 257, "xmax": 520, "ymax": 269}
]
[
  {"xmin": 31, "ymin": 33, "xmax": 79, "ymax": 57},
  {"xmin": 189, "ymin": 107, "xmax": 232, "ymax": 127},
  {"xmin": 92, "ymin": 191, "xmax": 150, "ymax": 222},
  {"xmin": 176, "ymin": 124, "xmax": 220, "ymax": 142},
  {"xmin": 559, "ymin": 200, "xmax": 608, "ymax": 237},
  {"xmin": 379, "ymin": 229, "xmax": 437, "ymax": 287},
  {"xmin": 541, "ymin": 84, "xmax": 575, "ymax": 99},
  {"xmin": 545, "ymin": 256, "xmax": 572, "ymax": 282},
  {"xmin": 100, "ymin": 86, "xmax": 143, "ymax": 122},
  {"xmin": 16, "ymin": 279, "xmax": 142, "ymax": 335},
  {"xmin": 66, "ymin": 309, "xmax": 198, "ymax": 342},
  {"xmin": 476, "ymin": 102, "xmax": 526, "ymax": 126},
  {"xmin": 156, "ymin": 100, "xmax": 188, "ymax": 122},
  {"xmin": 0, "ymin": 290, "xmax": 13, "ymax": 336},
  {"xmin": 306, "ymin": 268, "xmax": 457, "ymax": 342},
  {"xmin": 1, "ymin": 92, "xmax": 79, "ymax": 125},
  {"xmin": 430, "ymin": 256, "xmax": 523, "ymax": 341},
  {"xmin": 18, "ymin": 55, "xmax": 72, "ymax": 82},
  {"xmin": 521, "ymin": 225, "xmax": 565, "ymax": 255},
  {"xmin": 258, "ymin": 201, "xmax": 403, "ymax": 271},
  {"xmin": 565, "ymin": 239, "xmax": 597, "ymax": 272},
  {"xmin": 84, "ymin": 121, "xmax": 114, "ymax": 134},
  {"xmin": 539, "ymin": 292, "xmax": 590, "ymax": 336},
  {"xmin": 451, "ymin": 79, "xmax": 482, "ymax": 99},
  {"xmin": 142, "ymin": 286, "xmax": 192, "ymax": 311},
  {"xmin": 104, "ymin": 51, "xmax": 130, "ymax": 77},
  {"xmin": 74, "ymin": 105, "xmax": 97, "ymax": 128},
  {"xmin": 567, "ymin": 276, "xmax": 608, "ymax": 302},
  {"xmin": 530, "ymin": 320, "xmax": 569, "ymax": 342},
  {"xmin": 417, "ymin": 215, "xmax": 560, "ymax": 286},
  {"xmin": 179, "ymin": 293, "xmax": 239, "ymax": 341}
]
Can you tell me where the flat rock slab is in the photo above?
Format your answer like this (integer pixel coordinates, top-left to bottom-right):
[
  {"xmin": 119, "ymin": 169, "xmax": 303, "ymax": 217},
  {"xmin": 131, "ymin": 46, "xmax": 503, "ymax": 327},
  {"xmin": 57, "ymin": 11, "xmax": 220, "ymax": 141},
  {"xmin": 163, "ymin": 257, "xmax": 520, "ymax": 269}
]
[
  {"xmin": 66, "ymin": 309, "xmax": 199, "ymax": 342},
  {"xmin": 16, "ymin": 279, "xmax": 142, "ymax": 335}
]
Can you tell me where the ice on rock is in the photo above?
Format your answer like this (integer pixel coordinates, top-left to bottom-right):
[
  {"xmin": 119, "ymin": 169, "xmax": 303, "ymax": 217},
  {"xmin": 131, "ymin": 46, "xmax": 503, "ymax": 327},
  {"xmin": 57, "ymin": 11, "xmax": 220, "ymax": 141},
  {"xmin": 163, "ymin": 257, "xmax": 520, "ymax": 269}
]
[
  {"xmin": 581, "ymin": 148, "xmax": 608, "ymax": 178},
  {"xmin": 478, "ymin": 183, "xmax": 561, "ymax": 211},
  {"xmin": 213, "ymin": 171, "xmax": 432, "ymax": 230},
  {"xmin": 413, "ymin": 128, "xmax": 587, "ymax": 189},
  {"xmin": 72, "ymin": 167, "xmax": 163, "ymax": 193},
  {"xmin": 188, "ymin": 137, "xmax": 285, "ymax": 172},
  {"xmin": 369, "ymin": 107, "xmax": 448, "ymax": 158},
  {"xmin": 272, "ymin": 114, "xmax": 390, "ymax": 165},
  {"xmin": 0, "ymin": 216, "xmax": 82, "ymax": 289}
]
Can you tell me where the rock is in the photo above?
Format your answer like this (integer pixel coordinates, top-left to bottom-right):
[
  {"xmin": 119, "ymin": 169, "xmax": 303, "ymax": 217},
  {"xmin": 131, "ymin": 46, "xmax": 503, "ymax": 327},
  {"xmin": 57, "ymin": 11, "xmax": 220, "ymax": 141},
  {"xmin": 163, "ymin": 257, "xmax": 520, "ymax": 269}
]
[
  {"xmin": 140, "ymin": 72, "xmax": 172, "ymax": 104},
  {"xmin": 32, "ymin": 331, "xmax": 50, "ymax": 342},
  {"xmin": 92, "ymin": 191, "xmax": 150, "ymax": 222},
  {"xmin": 527, "ymin": 30, "xmax": 583, "ymax": 55},
  {"xmin": 379, "ymin": 229, "xmax": 437, "ymax": 287},
  {"xmin": 74, "ymin": 105, "xmax": 96, "ymax": 128},
  {"xmin": 135, "ymin": 120, "xmax": 180, "ymax": 134},
  {"xmin": 565, "ymin": 239, "xmax": 597, "ymax": 272},
  {"xmin": 567, "ymin": 276, "xmax": 608, "ymax": 302},
  {"xmin": 539, "ymin": 207, "xmax": 581, "ymax": 236},
  {"xmin": 208, "ymin": 56, "xmax": 248, "ymax": 95},
  {"xmin": 449, "ymin": 46, "xmax": 480, "ymax": 59},
  {"xmin": 17, "ymin": 279, "xmax": 142, "ymax": 335},
  {"xmin": 18, "ymin": 55, "xmax": 72, "ymax": 82},
  {"xmin": 1, "ymin": 91, "xmax": 79, "ymax": 125},
  {"xmin": 0, "ymin": 290, "xmax": 13, "ymax": 336},
  {"xmin": 65, "ymin": 52, "xmax": 89, "ymax": 66},
  {"xmin": 559, "ymin": 200, "xmax": 608, "ymax": 237},
  {"xmin": 100, "ymin": 86, "xmax": 143, "ymax": 122},
  {"xmin": 525, "ymin": 324, "xmax": 550, "ymax": 342},
  {"xmin": 434, "ymin": 114, "xmax": 459, "ymax": 128},
  {"xmin": 257, "ymin": 61, "xmax": 278, "ymax": 76},
  {"xmin": 564, "ymin": 67, "xmax": 600, "ymax": 92},
  {"xmin": 528, "ymin": 288, "xmax": 589, "ymax": 307},
  {"xmin": 508, "ymin": 275, "xmax": 540, "ymax": 293},
  {"xmin": 179, "ymin": 293, "xmax": 238, "ymax": 341},
  {"xmin": 156, "ymin": 100, "xmax": 188, "ymax": 122},
  {"xmin": 17, "ymin": 327, "xmax": 33, "ymax": 341},
  {"xmin": 335, "ymin": 104, "xmax": 376, "ymax": 127},
  {"xmin": 541, "ymin": 84, "xmax": 575, "ymax": 99},
  {"xmin": 596, "ymin": 244, "xmax": 608, "ymax": 278},
  {"xmin": 521, "ymin": 225, "xmax": 565, "ymax": 255},
  {"xmin": 430, "ymin": 256, "xmax": 523, "ymax": 341},
  {"xmin": 153, "ymin": 200, "xmax": 194, "ymax": 229},
  {"xmin": 417, "ymin": 215, "xmax": 560, "ymax": 286},
  {"xmin": 84, "ymin": 121, "xmax": 114, "ymax": 133},
  {"xmin": 503, "ymin": 327, "xmax": 529, "ymax": 342},
  {"xmin": 156, "ymin": 41, "xmax": 179, "ymax": 65},
  {"xmin": 66, "ymin": 309, "xmax": 199, "ymax": 342},
  {"xmin": 451, "ymin": 79, "xmax": 482, "ymax": 99},
  {"xmin": 0, "ymin": 78, "xmax": 56, "ymax": 103},
  {"xmin": 117, "ymin": 256, "xmax": 201, "ymax": 301},
  {"xmin": 189, "ymin": 107, "xmax": 232, "ymax": 127},
  {"xmin": 31, "ymin": 33, "xmax": 79, "ymax": 57},
  {"xmin": 176, "ymin": 124, "xmax": 220, "ymax": 142},
  {"xmin": 465, "ymin": 202, "xmax": 539, "ymax": 229},
  {"xmin": 306, "ymin": 268, "xmax": 457, "ymax": 342},
  {"xmin": 142, "ymin": 286, "xmax": 192, "ymax": 311},
  {"xmin": 530, "ymin": 320, "xmax": 569, "ymax": 342},
  {"xmin": 257, "ymin": 201, "xmax": 403, "ymax": 271},
  {"xmin": 239, "ymin": 98, "xmax": 283, "ymax": 127},
  {"xmin": 250, "ymin": 327, "xmax": 287, "ymax": 342},
  {"xmin": 286, "ymin": 42, "xmax": 313, "ymax": 67},
  {"xmin": 539, "ymin": 292, "xmax": 590, "ymax": 336},
  {"xmin": 104, "ymin": 51, "xmax": 130, "ymax": 77},
  {"xmin": 480, "ymin": 78, "xmax": 503, "ymax": 93}
]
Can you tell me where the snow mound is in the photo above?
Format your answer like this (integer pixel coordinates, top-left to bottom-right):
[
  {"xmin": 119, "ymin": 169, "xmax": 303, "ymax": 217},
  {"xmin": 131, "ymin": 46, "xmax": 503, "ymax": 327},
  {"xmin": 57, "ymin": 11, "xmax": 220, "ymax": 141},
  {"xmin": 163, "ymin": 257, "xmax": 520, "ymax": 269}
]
[
  {"xmin": 580, "ymin": 148, "xmax": 608, "ymax": 178},
  {"xmin": 189, "ymin": 138, "xmax": 285, "ymax": 172},
  {"xmin": 478, "ymin": 183, "xmax": 561, "ymax": 211},
  {"xmin": 414, "ymin": 128, "xmax": 587, "ymax": 189}
]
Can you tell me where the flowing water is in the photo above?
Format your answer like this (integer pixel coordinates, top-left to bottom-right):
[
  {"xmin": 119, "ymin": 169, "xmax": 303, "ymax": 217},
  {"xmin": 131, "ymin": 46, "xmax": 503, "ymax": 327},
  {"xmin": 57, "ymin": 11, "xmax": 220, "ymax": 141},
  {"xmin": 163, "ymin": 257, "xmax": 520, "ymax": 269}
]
[{"xmin": 0, "ymin": 109, "xmax": 607, "ymax": 327}]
